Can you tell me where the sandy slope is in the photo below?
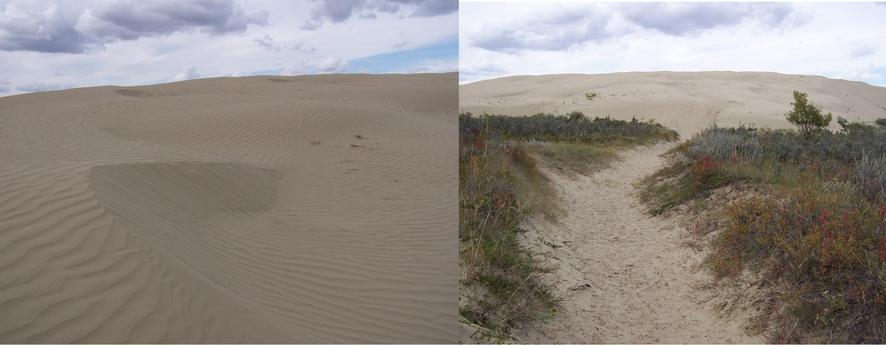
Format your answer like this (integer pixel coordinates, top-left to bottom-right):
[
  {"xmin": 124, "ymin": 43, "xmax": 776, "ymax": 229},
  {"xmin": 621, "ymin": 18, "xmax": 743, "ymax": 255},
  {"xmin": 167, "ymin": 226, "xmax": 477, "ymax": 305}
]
[
  {"xmin": 0, "ymin": 73, "xmax": 457, "ymax": 343},
  {"xmin": 460, "ymin": 71, "xmax": 886, "ymax": 136},
  {"xmin": 460, "ymin": 72, "xmax": 886, "ymax": 343},
  {"xmin": 519, "ymin": 144, "xmax": 758, "ymax": 343}
]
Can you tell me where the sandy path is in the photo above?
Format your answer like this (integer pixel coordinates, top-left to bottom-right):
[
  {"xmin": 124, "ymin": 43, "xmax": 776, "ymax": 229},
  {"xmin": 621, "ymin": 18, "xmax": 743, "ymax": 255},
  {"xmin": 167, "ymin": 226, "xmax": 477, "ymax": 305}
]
[{"xmin": 518, "ymin": 143, "xmax": 759, "ymax": 343}]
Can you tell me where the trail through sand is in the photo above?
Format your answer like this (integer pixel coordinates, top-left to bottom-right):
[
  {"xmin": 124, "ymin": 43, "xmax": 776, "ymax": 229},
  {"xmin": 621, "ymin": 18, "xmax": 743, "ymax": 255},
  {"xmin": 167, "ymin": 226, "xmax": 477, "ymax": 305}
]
[
  {"xmin": 518, "ymin": 143, "xmax": 760, "ymax": 343},
  {"xmin": 460, "ymin": 72, "xmax": 886, "ymax": 343}
]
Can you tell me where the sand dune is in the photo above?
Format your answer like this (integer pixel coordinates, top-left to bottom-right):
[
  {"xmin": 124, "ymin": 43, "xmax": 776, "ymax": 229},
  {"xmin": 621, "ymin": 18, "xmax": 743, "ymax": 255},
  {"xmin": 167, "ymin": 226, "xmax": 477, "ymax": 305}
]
[
  {"xmin": 460, "ymin": 71, "xmax": 886, "ymax": 136},
  {"xmin": 460, "ymin": 72, "xmax": 886, "ymax": 343},
  {"xmin": 0, "ymin": 73, "xmax": 457, "ymax": 343}
]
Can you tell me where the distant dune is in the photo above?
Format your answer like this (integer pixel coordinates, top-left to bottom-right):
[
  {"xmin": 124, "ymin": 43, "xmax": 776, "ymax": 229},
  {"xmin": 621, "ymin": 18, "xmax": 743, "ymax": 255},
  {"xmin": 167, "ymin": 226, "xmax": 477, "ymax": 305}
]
[
  {"xmin": 460, "ymin": 71, "xmax": 886, "ymax": 136},
  {"xmin": 0, "ymin": 73, "xmax": 457, "ymax": 343}
]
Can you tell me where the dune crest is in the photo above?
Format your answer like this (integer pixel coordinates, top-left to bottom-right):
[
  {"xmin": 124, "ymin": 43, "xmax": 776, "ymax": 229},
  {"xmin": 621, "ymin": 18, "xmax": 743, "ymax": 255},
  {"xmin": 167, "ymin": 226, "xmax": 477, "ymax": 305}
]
[{"xmin": 460, "ymin": 71, "xmax": 886, "ymax": 136}]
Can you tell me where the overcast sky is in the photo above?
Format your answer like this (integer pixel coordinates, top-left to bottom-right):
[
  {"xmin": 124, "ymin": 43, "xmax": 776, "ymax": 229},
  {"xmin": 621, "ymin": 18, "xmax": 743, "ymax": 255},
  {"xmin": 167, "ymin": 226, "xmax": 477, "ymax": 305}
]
[
  {"xmin": 0, "ymin": 0, "xmax": 457, "ymax": 96},
  {"xmin": 460, "ymin": 2, "xmax": 886, "ymax": 86}
]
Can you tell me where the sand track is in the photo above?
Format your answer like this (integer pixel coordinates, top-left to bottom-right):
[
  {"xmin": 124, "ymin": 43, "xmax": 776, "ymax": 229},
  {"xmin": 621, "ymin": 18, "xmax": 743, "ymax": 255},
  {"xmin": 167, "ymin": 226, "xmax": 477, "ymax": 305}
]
[
  {"xmin": 517, "ymin": 144, "xmax": 759, "ymax": 343},
  {"xmin": 0, "ymin": 74, "xmax": 457, "ymax": 343},
  {"xmin": 460, "ymin": 72, "xmax": 886, "ymax": 343}
]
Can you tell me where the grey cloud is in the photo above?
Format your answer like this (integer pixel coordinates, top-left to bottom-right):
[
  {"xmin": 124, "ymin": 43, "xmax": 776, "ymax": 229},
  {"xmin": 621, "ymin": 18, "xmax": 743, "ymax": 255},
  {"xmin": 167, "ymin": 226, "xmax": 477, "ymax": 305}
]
[
  {"xmin": 472, "ymin": 3, "xmax": 795, "ymax": 53},
  {"xmin": 851, "ymin": 43, "xmax": 877, "ymax": 58},
  {"xmin": 254, "ymin": 34, "xmax": 277, "ymax": 50},
  {"xmin": 171, "ymin": 66, "xmax": 200, "ymax": 81},
  {"xmin": 0, "ymin": 0, "xmax": 267, "ymax": 53},
  {"xmin": 0, "ymin": 3, "xmax": 91, "ymax": 53},
  {"xmin": 304, "ymin": 0, "xmax": 456, "ymax": 29},
  {"xmin": 473, "ymin": 11, "xmax": 609, "ymax": 53},
  {"xmin": 281, "ymin": 56, "xmax": 346, "ymax": 75},
  {"xmin": 621, "ymin": 3, "xmax": 793, "ymax": 35},
  {"xmin": 459, "ymin": 64, "xmax": 508, "ymax": 83},
  {"xmin": 16, "ymin": 82, "xmax": 70, "ymax": 92},
  {"xmin": 316, "ymin": 57, "xmax": 345, "ymax": 73},
  {"xmin": 80, "ymin": 0, "xmax": 267, "ymax": 40}
]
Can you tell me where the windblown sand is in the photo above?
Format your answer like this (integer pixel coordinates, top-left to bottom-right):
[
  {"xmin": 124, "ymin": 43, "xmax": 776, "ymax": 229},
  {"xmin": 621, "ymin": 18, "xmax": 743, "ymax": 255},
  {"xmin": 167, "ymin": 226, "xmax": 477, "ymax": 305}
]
[
  {"xmin": 459, "ymin": 72, "xmax": 886, "ymax": 343},
  {"xmin": 461, "ymin": 71, "xmax": 886, "ymax": 136},
  {"xmin": 0, "ymin": 73, "xmax": 457, "ymax": 343}
]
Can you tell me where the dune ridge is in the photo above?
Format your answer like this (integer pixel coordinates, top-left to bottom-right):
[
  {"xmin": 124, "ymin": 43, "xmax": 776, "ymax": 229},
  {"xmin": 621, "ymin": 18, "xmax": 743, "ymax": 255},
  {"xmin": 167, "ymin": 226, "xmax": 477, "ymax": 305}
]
[
  {"xmin": 0, "ymin": 73, "xmax": 457, "ymax": 343},
  {"xmin": 460, "ymin": 71, "xmax": 886, "ymax": 136}
]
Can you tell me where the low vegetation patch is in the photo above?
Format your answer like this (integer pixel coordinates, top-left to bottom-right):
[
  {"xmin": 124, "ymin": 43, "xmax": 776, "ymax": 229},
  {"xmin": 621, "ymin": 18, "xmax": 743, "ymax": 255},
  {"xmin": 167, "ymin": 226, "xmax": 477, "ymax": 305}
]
[
  {"xmin": 459, "ymin": 112, "xmax": 677, "ymax": 341},
  {"xmin": 641, "ymin": 91, "xmax": 886, "ymax": 342},
  {"xmin": 585, "ymin": 91, "xmax": 598, "ymax": 101}
]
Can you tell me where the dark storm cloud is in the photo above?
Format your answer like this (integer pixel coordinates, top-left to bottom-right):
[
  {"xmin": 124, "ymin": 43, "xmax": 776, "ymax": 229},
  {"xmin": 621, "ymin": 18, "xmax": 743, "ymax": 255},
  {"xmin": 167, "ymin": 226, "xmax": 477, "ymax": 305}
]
[
  {"xmin": 303, "ymin": 0, "xmax": 456, "ymax": 29},
  {"xmin": 0, "ymin": 0, "xmax": 267, "ymax": 53},
  {"xmin": 472, "ymin": 3, "xmax": 795, "ymax": 53}
]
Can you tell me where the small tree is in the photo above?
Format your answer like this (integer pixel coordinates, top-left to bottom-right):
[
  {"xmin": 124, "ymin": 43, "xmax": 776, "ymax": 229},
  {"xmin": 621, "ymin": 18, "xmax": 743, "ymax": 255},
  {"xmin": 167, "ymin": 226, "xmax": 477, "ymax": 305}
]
[
  {"xmin": 875, "ymin": 118, "xmax": 886, "ymax": 127},
  {"xmin": 786, "ymin": 91, "xmax": 832, "ymax": 137}
]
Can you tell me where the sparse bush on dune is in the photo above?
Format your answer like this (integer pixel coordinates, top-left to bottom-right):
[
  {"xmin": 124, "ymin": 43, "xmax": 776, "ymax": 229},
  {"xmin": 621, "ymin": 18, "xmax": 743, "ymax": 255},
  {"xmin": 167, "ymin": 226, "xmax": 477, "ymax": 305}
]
[
  {"xmin": 459, "ymin": 112, "xmax": 677, "ymax": 341},
  {"xmin": 786, "ymin": 90, "xmax": 832, "ymax": 137},
  {"xmin": 641, "ymin": 92, "xmax": 886, "ymax": 343}
]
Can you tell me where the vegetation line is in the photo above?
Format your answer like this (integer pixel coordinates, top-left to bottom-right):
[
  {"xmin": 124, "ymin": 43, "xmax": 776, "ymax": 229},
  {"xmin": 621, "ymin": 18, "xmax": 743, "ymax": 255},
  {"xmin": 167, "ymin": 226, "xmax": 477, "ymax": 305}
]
[
  {"xmin": 640, "ymin": 91, "xmax": 886, "ymax": 343},
  {"xmin": 459, "ymin": 112, "xmax": 677, "ymax": 341}
]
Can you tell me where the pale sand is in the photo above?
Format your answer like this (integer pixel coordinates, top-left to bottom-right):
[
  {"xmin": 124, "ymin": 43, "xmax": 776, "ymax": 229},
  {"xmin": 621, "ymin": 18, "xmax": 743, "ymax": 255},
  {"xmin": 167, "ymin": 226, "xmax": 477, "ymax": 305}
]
[
  {"xmin": 459, "ymin": 72, "xmax": 886, "ymax": 343},
  {"xmin": 519, "ymin": 144, "xmax": 759, "ymax": 343},
  {"xmin": 0, "ymin": 73, "xmax": 457, "ymax": 343},
  {"xmin": 460, "ymin": 71, "xmax": 886, "ymax": 136}
]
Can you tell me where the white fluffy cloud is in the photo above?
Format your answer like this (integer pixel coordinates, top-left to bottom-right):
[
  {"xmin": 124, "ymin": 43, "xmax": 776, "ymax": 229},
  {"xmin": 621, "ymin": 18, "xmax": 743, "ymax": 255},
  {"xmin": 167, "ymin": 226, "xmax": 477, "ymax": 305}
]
[{"xmin": 461, "ymin": 2, "xmax": 886, "ymax": 86}]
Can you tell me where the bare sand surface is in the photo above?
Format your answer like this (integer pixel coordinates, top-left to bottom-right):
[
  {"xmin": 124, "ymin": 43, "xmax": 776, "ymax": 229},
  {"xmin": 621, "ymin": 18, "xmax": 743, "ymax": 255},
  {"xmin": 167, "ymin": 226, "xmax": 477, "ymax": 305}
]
[
  {"xmin": 520, "ymin": 144, "xmax": 758, "ymax": 343},
  {"xmin": 461, "ymin": 71, "xmax": 886, "ymax": 137},
  {"xmin": 460, "ymin": 72, "xmax": 886, "ymax": 343},
  {"xmin": 0, "ymin": 73, "xmax": 457, "ymax": 343}
]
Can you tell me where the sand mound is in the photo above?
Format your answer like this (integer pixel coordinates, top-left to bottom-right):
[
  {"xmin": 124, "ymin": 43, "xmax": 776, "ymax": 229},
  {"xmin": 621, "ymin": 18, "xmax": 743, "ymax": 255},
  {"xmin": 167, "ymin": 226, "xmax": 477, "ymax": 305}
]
[
  {"xmin": 0, "ymin": 73, "xmax": 457, "ymax": 343},
  {"xmin": 90, "ymin": 162, "xmax": 277, "ymax": 218},
  {"xmin": 460, "ymin": 71, "xmax": 886, "ymax": 136}
]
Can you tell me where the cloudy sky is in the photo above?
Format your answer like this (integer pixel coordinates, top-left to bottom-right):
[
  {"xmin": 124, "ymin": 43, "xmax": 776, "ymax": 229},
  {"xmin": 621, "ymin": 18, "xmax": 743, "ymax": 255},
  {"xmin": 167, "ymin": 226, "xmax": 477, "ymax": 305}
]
[
  {"xmin": 0, "ymin": 0, "xmax": 457, "ymax": 96},
  {"xmin": 460, "ymin": 2, "xmax": 886, "ymax": 86}
]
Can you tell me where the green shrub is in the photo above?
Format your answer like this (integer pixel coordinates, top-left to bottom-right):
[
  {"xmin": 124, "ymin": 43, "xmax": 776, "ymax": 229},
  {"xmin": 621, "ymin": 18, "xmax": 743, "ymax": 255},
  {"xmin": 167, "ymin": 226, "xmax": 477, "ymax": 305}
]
[
  {"xmin": 585, "ymin": 91, "xmax": 598, "ymax": 101},
  {"xmin": 854, "ymin": 153, "xmax": 886, "ymax": 203},
  {"xmin": 459, "ymin": 112, "xmax": 678, "ymax": 145},
  {"xmin": 786, "ymin": 91, "xmax": 832, "ymax": 137},
  {"xmin": 459, "ymin": 135, "xmax": 559, "ymax": 340},
  {"xmin": 714, "ymin": 189, "xmax": 886, "ymax": 342},
  {"xmin": 641, "ymin": 106, "xmax": 886, "ymax": 341}
]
